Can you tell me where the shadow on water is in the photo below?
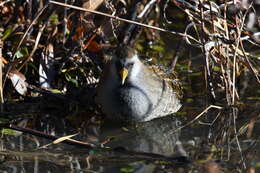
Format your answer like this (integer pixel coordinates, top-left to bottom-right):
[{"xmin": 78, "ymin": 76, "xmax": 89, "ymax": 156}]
[
  {"xmin": 0, "ymin": 110, "xmax": 191, "ymax": 173},
  {"xmin": 1, "ymin": 106, "xmax": 259, "ymax": 173}
]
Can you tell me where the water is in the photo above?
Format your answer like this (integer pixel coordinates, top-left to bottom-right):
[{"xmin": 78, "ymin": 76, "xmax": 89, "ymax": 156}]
[{"xmin": 0, "ymin": 98, "xmax": 259, "ymax": 173}]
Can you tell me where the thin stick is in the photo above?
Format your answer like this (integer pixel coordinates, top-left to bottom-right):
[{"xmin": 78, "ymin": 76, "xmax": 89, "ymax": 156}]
[
  {"xmin": 18, "ymin": 24, "xmax": 46, "ymax": 71},
  {"xmin": 0, "ymin": 39, "xmax": 3, "ymax": 111},
  {"xmin": 0, "ymin": 0, "xmax": 12, "ymax": 7},
  {"xmin": 49, "ymin": 0, "xmax": 198, "ymax": 43},
  {"xmin": 0, "ymin": 123, "xmax": 95, "ymax": 148},
  {"xmin": 171, "ymin": 105, "xmax": 223, "ymax": 133},
  {"xmin": 3, "ymin": 4, "xmax": 49, "ymax": 87}
]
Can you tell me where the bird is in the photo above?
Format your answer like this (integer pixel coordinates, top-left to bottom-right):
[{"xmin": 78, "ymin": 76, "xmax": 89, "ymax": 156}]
[{"xmin": 96, "ymin": 46, "xmax": 182, "ymax": 122}]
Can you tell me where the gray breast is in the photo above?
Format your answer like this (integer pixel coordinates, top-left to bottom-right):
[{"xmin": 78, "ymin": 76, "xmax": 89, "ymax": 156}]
[{"xmin": 116, "ymin": 84, "xmax": 153, "ymax": 121}]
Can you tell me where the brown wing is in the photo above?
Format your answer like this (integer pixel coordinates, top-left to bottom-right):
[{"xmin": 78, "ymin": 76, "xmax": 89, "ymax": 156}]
[{"xmin": 148, "ymin": 65, "xmax": 183, "ymax": 99}]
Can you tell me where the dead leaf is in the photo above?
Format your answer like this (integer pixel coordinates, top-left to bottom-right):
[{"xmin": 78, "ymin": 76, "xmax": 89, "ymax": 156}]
[
  {"xmin": 73, "ymin": 26, "xmax": 85, "ymax": 40},
  {"xmin": 38, "ymin": 133, "xmax": 79, "ymax": 149},
  {"xmin": 8, "ymin": 69, "xmax": 28, "ymax": 95},
  {"xmin": 53, "ymin": 133, "xmax": 79, "ymax": 144},
  {"xmin": 0, "ymin": 57, "xmax": 8, "ymax": 64},
  {"xmin": 86, "ymin": 40, "xmax": 102, "ymax": 52},
  {"xmin": 82, "ymin": 0, "xmax": 104, "ymax": 11}
]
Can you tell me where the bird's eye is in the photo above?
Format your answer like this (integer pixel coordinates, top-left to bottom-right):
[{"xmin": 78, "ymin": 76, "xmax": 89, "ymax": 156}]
[{"xmin": 127, "ymin": 63, "xmax": 134, "ymax": 67}]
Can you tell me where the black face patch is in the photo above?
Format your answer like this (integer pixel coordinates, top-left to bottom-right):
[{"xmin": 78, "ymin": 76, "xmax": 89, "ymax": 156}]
[
  {"xmin": 115, "ymin": 60, "xmax": 123, "ymax": 80},
  {"xmin": 115, "ymin": 59, "xmax": 123, "ymax": 70}
]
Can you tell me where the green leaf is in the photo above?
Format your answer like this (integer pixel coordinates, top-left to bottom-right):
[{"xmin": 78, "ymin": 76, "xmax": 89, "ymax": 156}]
[
  {"xmin": 175, "ymin": 111, "xmax": 187, "ymax": 116},
  {"xmin": 64, "ymin": 73, "xmax": 78, "ymax": 87},
  {"xmin": 14, "ymin": 50, "xmax": 24, "ymax": 58},
  {"xmin": 1, "ymin": 128, "xmax": 21, "ymax": 135},
  {"xmin": 65, "ymin": 28, "xmax": 70, "ymax": 36},
  {"xmin": 213, "ymin": 66, "xmax": 221, "ymax": 71},
  {"xmin": 2, "ymin": 26, "xmax": 13, "ymax": 41},
  {"xmin": 0, "ymin": 118, "xmax": 9, "ymax": 123},
  {"xmin": 186, "ymin": 98, "xmax": 193, "ymax": 103},
  {"xmin": 188, "ymin": 72, "xmax": 202, "ymax": 77},
  {"xmin": 49, "ymin": 13, "xmax": 59, "ymax": 25},
  {"xmin": 89, "ymin": 149, "xmax": 100, "ymax": 155},
  {"xmin": 49, "ymin": 89, "xmax": 63, "ymax": 94},
  {"xmin": 69, "ymin": 78, "xmax": 78, "ymax": 87},
  {"xmin": 135, "ymin": 43, "xmax": 144, "ymax": 52},
  {"xmin": 150, "ymin": 45, "xmax": 164, "ymax": 52},
  {"xmin": 14, "ymin": 47, "xmax": 29, "ymax": 58},
  {"xmin": 120, "ymin": 167, "xmax": 134, "ymax": 173},
  {"xmin": 60, "ymin": 68, "xmax": 67, "ymax": 73},
  {"xmin": 246, "ymin": 97, "xmax": 260, "ymax": 100}
]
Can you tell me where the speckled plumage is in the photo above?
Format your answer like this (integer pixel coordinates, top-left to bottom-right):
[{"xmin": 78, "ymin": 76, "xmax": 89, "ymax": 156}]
[{"xmin": 96, "ymin": 48, "xmax": 182, "ymax": 122}]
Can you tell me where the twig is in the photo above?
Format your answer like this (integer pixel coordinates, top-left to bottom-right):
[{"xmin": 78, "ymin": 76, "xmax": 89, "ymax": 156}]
[
  {"xmin": 169, "ymin": 38, "xmax": 185, "ymax": 71},
  {"xmin": 232, "ymin": 107, "xmax": 246, "ymax": 169},
  {"xmin": 240, "ymin": 40, "xmax": 260, "ymax": 84},
  {"xmin": 199, "ymin": 0, "xmax": 216, "ymax": 100},
  {"xmin": 0, "ymin": 0, "xmax": 13, "ymax": 7},
  {"xmin": 0, "ymin": 35, "xmax": 3, "ymax": 111},
  {"xmin": 138, "ymin": 0, "xmax": 157, "ymax": 18},
  {"xmin": 3, "ymin": 4, "xmax": 49, "ymax": 87},
  {"xmin": 123, "ymin": 0, "xmax": 157, "ymax": 45},
  {"xmin": 171, "ymin": 105, "xmax": 223, "ymax": 133},
  {"xmin": 48, "ymin": 0, "xmax": 198, "ymax": 43},
  {"xmin": 62, "ymin": 0, "xmax": 68, "ymax": 44},
  {"xmin": 230, "ymin": 5, "xmax": 252, "ymax": 168},
  {"xmin": 0, "ymin": 123, "xmax": 95, "ymax": 148},
  {"xmin": 231, "ymin": 3, "xmax": 252, "ymax": 104},
  {"xmin": 27, "ymin": 84, "xmax": 78, "ymax": 103},
  {"xmin": 18, "ymin": 24, "xmax": 46, "ymax": 71}
]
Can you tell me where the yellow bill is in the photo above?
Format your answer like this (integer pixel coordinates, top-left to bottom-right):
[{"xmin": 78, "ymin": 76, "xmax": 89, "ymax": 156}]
[{"xmin": 120, "ymin": 68, "xmax": 128, "ymax": 85}]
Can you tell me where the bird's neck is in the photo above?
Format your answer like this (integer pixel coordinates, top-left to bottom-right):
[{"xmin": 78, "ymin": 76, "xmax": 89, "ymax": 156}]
[{"xmin": 128, "ymin": 59, "xmax": 142, "ymax": 82}]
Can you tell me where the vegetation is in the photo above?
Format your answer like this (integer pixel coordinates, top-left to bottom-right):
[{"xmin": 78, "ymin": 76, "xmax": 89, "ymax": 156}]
[{"xmin": 0, "ymin": 0, "xmax": 259, "ymax": 172}]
